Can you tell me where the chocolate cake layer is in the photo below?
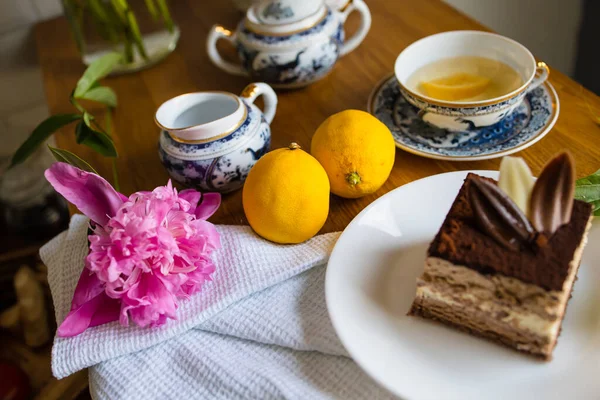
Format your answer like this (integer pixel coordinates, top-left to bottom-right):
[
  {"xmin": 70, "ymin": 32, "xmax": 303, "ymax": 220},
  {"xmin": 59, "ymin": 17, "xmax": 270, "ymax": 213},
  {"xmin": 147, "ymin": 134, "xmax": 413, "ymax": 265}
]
[
  {"xmin": 428, "ymin": 174, "xmax": 593, "ymax": 291},
  {"xmin": 409, "ymin": 296, "xmax": 551, "ymax": 358}
]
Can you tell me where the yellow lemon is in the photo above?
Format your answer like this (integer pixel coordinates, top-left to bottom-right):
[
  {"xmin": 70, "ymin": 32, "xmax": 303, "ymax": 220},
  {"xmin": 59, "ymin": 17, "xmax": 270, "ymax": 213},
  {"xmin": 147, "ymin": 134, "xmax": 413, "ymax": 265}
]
[
  {"xmin": 311, "ymin": 110, "xmax": 395, "ymax": 199},
  {"xmin": 243, "ymin": 143, "xmax": 330, "ymax": 244},
  {"xmin": 420, "ymin": 72, "xmax": 491, "ymax": 101}
]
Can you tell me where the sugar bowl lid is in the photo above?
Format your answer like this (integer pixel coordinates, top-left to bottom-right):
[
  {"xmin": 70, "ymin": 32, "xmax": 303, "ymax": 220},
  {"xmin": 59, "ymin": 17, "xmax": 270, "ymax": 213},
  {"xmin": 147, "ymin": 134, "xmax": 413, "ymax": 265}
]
[{"xmin": 245, "ymin": 0, "xmax": 328, "ymax": 35}]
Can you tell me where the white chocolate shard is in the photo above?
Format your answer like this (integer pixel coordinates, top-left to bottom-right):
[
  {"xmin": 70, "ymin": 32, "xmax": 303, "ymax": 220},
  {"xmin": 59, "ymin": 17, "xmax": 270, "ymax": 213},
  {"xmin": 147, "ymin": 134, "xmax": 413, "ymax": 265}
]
[{"xmin": 498, "ymin": 156, "xmax": 534, "ymax": 214}]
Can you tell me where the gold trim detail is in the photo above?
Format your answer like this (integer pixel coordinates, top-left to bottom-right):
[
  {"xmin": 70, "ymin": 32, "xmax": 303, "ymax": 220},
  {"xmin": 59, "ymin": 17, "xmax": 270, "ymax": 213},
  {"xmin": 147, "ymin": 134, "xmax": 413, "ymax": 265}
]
[
  {"xmin": 155, "ymin": 91, "xmax": 241, "ymax": 132},
  {"xmin": 537, "ymin": 61, "xmax": 550, "ymax": 77},
  {"xmin": 244, "ymin": 8, "xmax": 328, "ymax": 37},
  {"xmin": 166, "ymin": 106, "xmax": 248, "ymax": 144},
  {"xmin": 339, "ymin": 0, "xmax": 353, "ymax": 12},
  {"xmin": 215, "ymin": 25, "xmax": 233, "ymax": 37},
  {"xmin": 240, "ymin": 83, "xmax": 260, "ymax": 99},
  {"xmin": 367, "ymin": 74, "xmax": 559, "ymax": 161},
  {"xmin": 396, "ymin": 79, "xmax": 529, "ymax": 108},
  {"xmin": 397, "ymin": 60, "xmax": 550, "ymax": 108}
]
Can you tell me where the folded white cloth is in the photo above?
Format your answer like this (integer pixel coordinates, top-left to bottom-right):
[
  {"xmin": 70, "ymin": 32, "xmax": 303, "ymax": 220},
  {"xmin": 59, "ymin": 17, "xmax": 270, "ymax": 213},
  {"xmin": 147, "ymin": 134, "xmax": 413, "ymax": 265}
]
[{"xmin": 41, "ymin": 215, "xmax": 397, "ymax": 399}]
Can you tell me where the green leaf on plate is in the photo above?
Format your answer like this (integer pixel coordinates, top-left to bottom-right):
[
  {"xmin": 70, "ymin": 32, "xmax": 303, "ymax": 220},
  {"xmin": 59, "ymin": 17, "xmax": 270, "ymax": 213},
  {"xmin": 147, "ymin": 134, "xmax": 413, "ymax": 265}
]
[
  {"xmin": 78, "ymin": 86, "xmax": 117, "ymax": 107},
  {"xmin": 10, "ymin": 113, "xmax": 82, "ymax": 168},
  {"xmin": 576, "ymin": 169, "xmax": 600, "ymax": 186},
  {"xmin": 74, "ymin": 52, "xmax": 122, "ymax": 97},
  {"xmin": 75, "ymin": 120, "xmax": 118, "ymax": 157},
  {"xmin": 48, "ymin": 146, "xmax": 98, "ymax": 174},
  {"xmin": 575, "ymin": 169, "xmax": 600, "ymax": 216}
]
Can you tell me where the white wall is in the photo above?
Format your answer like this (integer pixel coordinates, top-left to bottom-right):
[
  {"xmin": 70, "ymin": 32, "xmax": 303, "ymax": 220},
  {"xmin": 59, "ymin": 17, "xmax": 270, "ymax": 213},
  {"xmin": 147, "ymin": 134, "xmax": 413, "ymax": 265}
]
[{"xmin": 444, "ymin": 0, "xmax": 583, "ymax": 76}]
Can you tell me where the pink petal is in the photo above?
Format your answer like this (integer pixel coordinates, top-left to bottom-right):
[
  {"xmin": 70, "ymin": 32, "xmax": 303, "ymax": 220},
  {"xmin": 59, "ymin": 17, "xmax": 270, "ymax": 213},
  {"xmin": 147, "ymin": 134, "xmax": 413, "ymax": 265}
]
[
  {"xmin": 121, "ymin": 273, "xmax": 177, "ymax": 327},
  {"xmin": 179, "ymin": 189, "xmax": 201, "ymax": 211},
  {"xmin": 57, "ymin": 292, "xmax": 120, "ymax": 337},
  {"xmin": 194, "ymin": 219, "xmax": 221, "ymax": 249},
  {"xmin": 71, "ymin": 267, "xmax": 105, "ymax": 309},
  {"xmin": 195, "ymin": 193, "xmax": 221, "ymax": 220},
  {"xmin": 45, "ymin": 162, "xmax": 123, "ymax": 226}
]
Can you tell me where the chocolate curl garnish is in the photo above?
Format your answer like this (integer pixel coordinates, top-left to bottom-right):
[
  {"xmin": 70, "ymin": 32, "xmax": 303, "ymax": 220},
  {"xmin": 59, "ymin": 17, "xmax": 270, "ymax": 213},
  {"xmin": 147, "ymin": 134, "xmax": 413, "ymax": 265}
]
[
  {"xmin": 529, "ymin": 152, "xmax": 575, "ymax": 237},
  {"xmin": 469, "ymin": 177, "xmax": 536, "ymax": 251}
]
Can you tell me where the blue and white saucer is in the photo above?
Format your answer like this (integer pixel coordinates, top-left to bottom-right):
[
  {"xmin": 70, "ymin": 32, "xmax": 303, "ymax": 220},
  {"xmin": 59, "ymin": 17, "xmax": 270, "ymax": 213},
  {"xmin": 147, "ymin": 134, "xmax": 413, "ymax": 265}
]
[{"xmin": 367, "ymin": 75, "xmax": 559, "ymax": 161}]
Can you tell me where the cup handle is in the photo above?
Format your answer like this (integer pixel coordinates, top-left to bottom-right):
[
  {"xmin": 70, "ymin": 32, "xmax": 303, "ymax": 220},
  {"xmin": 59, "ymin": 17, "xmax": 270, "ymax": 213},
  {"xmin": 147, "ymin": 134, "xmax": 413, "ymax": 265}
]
[
  {"xmin": 526, "ymin": 61, "xmax": 550, "ymax": 92},
  {"xmin": 338, "ymin": 0, "xmax": 371, "ymax": 57},
  {"xmin": 240, "ymin": 83, "xmax": 278, "ymax": 124},
  {"xmin": 207, "ymin": 25, "xmax": 249, "ymax": 76}
]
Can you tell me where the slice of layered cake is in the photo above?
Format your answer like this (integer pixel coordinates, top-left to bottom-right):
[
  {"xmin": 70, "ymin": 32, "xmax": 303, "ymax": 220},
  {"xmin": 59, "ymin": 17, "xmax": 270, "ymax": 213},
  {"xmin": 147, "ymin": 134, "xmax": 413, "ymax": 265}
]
[{"xmin": 408, "ymin": 153, "xmax": 593, "ymax": 360}]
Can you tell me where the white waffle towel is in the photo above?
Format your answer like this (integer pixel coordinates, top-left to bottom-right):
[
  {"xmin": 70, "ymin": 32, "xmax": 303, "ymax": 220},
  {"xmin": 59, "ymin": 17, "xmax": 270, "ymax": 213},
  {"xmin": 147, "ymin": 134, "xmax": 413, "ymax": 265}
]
[{"xmin": 40, "ymin": 215, "xmax": 397, "ymax": 399}]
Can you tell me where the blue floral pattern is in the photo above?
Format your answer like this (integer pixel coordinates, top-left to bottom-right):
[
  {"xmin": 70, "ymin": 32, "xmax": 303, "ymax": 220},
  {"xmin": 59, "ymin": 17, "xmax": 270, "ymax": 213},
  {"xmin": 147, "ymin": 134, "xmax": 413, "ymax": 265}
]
[
  {"xmin": 236, "ymin": 10, "xmax": 343, "ymax": 88},
  {"xmin": 369, "ymin": 76, "xmax": 557, "ymax": 159},
  {"xmin": 159, "ymin": 102, "xmax": 271, "ymax": 193},
  {"xmin": 239, "ymin": 10, "xmax": 333, "ymax": 45},
  {"xmin": 400, "ymin": 87, "xmax": 527, "ymax": 117},
  {"xmin": 261, "ymin": 2, "xmax": 294, "ymax": 20}
]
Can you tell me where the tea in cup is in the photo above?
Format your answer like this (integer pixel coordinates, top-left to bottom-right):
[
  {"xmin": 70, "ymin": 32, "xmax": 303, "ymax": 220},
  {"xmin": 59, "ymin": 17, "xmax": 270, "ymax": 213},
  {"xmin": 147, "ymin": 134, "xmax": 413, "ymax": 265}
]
[{"xmin": 394, "ymin": 31, "xmax": 549, "ymax": 131}]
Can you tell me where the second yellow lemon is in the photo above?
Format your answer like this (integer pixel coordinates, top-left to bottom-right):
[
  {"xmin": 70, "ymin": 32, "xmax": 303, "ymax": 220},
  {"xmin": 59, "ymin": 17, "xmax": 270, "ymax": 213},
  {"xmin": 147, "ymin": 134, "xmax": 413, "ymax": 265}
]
[
  {"xmin": 311, "ymin": 110, "xmax": 395, "ymax": 199},
  {"xmin": 243, "ymin": 143, "xmax": 330, "ymax": 244}
]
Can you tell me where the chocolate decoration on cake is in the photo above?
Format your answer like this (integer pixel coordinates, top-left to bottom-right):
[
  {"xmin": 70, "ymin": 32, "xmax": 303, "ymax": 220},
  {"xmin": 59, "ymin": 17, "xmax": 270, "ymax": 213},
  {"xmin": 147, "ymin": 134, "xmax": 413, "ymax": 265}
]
[
  {"xmin": 469, "ymin": 177, "xmax": 535, "ymax": 251},
  {"xmin": 469, "ymin": 152, "xmax": 575, "ymax": 250},
  {"xmin": 529, "ymin": 152, "xmax": 575, "ymax": 235},
  {"xmin": 410, "ymin": 151, "xmax": 594, "ymax": 360}
]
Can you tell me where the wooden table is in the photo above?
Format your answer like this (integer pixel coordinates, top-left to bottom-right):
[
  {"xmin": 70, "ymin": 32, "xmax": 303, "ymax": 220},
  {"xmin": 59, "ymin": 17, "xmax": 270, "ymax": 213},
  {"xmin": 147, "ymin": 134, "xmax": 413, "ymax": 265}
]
[{"xmin": 35, "ymin": 0, "xmax": 600, "ymax": 234}]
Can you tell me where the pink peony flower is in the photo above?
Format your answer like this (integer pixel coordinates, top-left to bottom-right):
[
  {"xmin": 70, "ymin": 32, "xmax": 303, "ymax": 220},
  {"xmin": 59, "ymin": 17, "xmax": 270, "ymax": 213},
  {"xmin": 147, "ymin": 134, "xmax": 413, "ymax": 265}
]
[{"xmin": 45, "ymin": 163, "xmax": 221, "ymax": 337}]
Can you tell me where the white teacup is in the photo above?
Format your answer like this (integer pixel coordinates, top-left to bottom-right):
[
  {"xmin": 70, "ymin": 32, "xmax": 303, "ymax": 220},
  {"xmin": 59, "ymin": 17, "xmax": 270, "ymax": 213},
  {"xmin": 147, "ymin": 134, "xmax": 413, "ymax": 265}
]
[{"xmin": 394, "ymin": 30, "xmax": 549, "ymax": 131}]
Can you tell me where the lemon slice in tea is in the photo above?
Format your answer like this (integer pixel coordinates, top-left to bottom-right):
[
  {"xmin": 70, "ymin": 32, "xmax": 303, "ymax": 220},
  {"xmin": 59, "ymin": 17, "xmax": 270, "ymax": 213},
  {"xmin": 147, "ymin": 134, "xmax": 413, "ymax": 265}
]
[{"xmin": 420, "ymin": 73, "xmax": 491, "ymax": 101}]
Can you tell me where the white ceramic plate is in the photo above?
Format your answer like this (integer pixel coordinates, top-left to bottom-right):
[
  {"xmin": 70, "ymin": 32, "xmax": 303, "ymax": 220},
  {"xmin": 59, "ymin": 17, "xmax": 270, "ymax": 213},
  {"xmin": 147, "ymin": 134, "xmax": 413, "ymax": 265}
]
[{"xmin": 326, "ymin": 171, "xmax": 600, "ymax": 400}]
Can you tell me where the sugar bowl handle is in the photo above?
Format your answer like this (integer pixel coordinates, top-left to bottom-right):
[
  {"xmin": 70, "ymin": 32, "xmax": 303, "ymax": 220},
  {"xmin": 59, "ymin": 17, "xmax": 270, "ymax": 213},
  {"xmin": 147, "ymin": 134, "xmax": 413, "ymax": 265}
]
[
  {"xmin": 338, "ymin": 0, "xmax": 371, "ymax": 56},
  {"xmin": 207, "ymin": 25, "xmax": 249, "ymax": 76},
  {"xmin": 240, "ymin": 83, "xmax": 278, "ymax": 124}
]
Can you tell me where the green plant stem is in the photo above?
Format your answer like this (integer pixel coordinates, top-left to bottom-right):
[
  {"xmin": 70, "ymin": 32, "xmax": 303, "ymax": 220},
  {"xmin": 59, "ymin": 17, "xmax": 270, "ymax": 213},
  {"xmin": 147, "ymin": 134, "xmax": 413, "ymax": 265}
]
[
  {"xmin": 66, "ymin": 0, "xmax": 175, "ymax": 65},
  {"xmin": 144, "ymin": 0, "xmax": 159, "ymax": 20},
  {"xmin": 63, "ymin": 0, "xmax": 85, "ymax": 54},
  {"xmin": 88, "ymin": 0, "xmax": 121, "ymax": 44},
  {"xmin": 111, "ymin": 0, "xmax": 148, "ymax": 61},
  {"xmin": 124, "ymin": 4, "xmax": 149, "ymax": 60},
  {"xmin": 156, "ymin": 0, "xmax": 174, "ymax": 33}
]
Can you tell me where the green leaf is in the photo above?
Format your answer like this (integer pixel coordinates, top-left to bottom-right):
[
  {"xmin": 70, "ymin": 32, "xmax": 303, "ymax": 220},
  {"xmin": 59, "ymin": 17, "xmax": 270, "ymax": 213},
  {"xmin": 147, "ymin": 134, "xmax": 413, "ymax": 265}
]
[
  {"xmin": 576, "ymin": 169, "xmax": 600, "ymax": 186},
  {"xmin": 575, "ymin": 184, "xmax": 600, "ymax": 202},
  {"xmin": 78, "ymin": 86, "xmax": 118, "ymax": 107},
  {"xmin": 75, "ymin": 121, "xmax": 118, "ymax": 157},
  {"xmin": 10, "ymin": 114, "xmax": 82, "ymax": 168},
  {"xmin": 48, "ymin": 146, "xmax": 98, "ymax": 174},
  {"xmin": 83, "ymin": 111, "xmax": 96, "ymax": 129},
  {"xmin": 575, "ymin": 169, "xmax": 600, "ymax": 217},
  {"xmin": 74, "ymin": 52, "xmax": 122, "ymax": 97},
  {"xmin": 75, "ymin": 120, "xmax": 91, "ymax": 144}
]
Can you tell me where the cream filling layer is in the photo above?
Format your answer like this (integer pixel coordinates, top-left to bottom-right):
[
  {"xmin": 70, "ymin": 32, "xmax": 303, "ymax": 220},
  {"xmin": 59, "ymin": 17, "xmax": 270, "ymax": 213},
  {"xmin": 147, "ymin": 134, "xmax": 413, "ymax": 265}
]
[{"xmin": 416, "ymin": 217, "xmax": 591, "ymax": 339}]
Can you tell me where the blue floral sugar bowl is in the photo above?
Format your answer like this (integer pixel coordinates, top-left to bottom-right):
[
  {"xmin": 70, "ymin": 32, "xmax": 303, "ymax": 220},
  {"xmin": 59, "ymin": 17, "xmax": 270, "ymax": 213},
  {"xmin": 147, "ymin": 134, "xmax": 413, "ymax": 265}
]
[
  {"xmin": 207, "ymin": 0, "xmax": 371, "ymax": 89},
  {"xmin": 156, "ymin": 82, "xmax": 277, "ymax": 193}
]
